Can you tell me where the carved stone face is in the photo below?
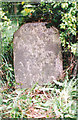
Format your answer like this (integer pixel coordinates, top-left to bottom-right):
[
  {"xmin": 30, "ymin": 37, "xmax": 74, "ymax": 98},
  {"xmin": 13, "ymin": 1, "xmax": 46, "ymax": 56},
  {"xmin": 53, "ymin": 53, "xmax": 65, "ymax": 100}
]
[{"xmin": 13, "ymin": 22, "xmax": 63, "ymax": 88}]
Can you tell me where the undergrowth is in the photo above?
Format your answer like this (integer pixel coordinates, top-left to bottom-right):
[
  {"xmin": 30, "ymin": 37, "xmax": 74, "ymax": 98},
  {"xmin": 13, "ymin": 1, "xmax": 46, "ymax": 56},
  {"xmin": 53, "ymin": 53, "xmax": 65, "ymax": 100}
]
[{"xmin": 0, "ymin": 74, "xmax": 77, "ymax": 119}]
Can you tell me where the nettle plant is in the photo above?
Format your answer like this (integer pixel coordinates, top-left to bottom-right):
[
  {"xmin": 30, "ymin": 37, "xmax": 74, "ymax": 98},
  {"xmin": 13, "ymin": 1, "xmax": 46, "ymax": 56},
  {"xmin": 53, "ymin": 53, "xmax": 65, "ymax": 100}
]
[
  {"xmin": 0, "ymin": 7, "xmax": 19, "ymax": 88},
  {"xmin": 60, "ymin": 2, "xmax": 77, "ymax": 54}
]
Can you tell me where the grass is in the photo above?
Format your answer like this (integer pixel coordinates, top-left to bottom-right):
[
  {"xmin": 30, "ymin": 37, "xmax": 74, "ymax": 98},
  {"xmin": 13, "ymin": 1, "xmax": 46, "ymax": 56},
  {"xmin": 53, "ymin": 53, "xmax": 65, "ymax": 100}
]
[{"xmin": 0, "ymin": 74, "xmax": 77, "ymax": 119}]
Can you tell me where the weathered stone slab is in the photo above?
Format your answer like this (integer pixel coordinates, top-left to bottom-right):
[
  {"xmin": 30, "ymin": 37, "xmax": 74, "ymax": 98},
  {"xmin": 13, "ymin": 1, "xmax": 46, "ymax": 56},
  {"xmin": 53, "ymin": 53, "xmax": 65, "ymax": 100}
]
[{"xmin": 13, "ymin": 22, "xmax": 63, "ymax": 88}]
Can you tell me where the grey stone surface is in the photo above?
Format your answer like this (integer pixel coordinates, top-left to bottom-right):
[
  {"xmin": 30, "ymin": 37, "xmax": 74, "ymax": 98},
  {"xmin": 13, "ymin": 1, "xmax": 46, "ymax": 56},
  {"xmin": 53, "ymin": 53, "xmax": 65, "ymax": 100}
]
[{"xmin": 13, "ymin": 22, "xmax": 63, "ymax": 88}]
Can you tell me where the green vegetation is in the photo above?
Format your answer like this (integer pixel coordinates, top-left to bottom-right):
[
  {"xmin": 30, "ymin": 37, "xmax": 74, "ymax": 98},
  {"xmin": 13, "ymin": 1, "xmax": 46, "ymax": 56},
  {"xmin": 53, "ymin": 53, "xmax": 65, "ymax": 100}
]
[
  {"xmin": 0, "ymin": 1, "xmax": 77, "ymax": 119},
  {"xmin": 0, "ymin": 74, "xmax": 77, "ymax": 118},
  {"xmin": 0, "ymin": 7, "xmax": 19, "ymax": 89}
]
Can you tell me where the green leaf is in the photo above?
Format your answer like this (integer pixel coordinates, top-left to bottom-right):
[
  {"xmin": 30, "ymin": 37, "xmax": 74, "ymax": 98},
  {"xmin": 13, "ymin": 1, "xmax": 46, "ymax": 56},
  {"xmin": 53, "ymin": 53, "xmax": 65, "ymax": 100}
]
[{"xmin": 61, "ymin": 3, "xmax": 68, "ymax": 9}]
